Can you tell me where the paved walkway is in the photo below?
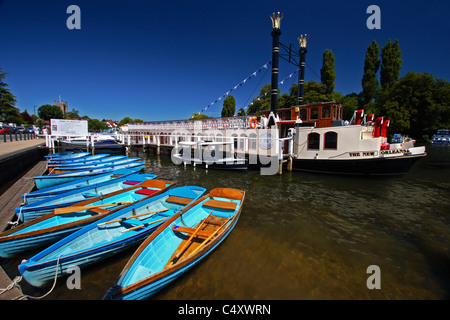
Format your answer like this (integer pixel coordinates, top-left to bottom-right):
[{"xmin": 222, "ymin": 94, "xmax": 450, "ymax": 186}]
[
  {"xmin": 0, "ymin": 139, "xmax": 45, "ymax": 157},
  {"xmin": 0, "ymin": 139, "xmax": 47, "ymax": 300}
]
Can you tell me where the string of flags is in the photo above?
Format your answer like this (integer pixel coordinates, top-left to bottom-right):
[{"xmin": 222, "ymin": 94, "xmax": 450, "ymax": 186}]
[
  {"xmin": 194, "ymin": 61, "xmax": 272, "ymax": 118},
  {"xmin": 243, "ymin": 68, "xmax": 299, "ymax": 111}
]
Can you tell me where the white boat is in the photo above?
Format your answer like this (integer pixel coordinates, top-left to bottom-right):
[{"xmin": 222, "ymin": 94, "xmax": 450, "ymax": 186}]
[
  {"xmin": 172, "ymin": 140, "xmax": 248, "ymax": 170},
  {"xmin": 262, "ymin": 103, "xmax": 427, "ymax": 175}
]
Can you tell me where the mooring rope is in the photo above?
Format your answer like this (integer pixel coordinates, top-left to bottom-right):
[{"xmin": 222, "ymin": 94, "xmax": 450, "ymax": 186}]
[
  {"xmin": 7, "ymin": 206, "xmax": 22, "ymax": 228},
  {"xmin": 0, "ymin": 255, "xmax": 62, "ymax": 300}
]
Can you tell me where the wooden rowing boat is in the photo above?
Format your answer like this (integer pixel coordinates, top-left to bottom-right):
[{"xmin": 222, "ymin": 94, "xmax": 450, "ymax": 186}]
[
  {"xmin": 104, "ymin": 188, "xmax": 245, "ymax": 300},
  {"xmin": 18, "ymin": 185, "xmax": 206, "ymax": 287},
  {"xmin": 16, "ymin": 173, "xmax": 157, "ymax": 223},
  {"xmin": 23, "ymin": 167, "xmax": 142, "ymax": 205},
  {"xmin": 33, "ymin": 161, "xmax": 145, "ymax": 190},
  {"xmin": 44, "ymin": 152, "xmax": 90, "ymax": 161},
  {"xmin": 46, "ymin": 154, "xmax": 123, "ymax": 167},
  {"xmin": 0, "ymin": 179, "xmax": 174, "ymax": 259},
  {"xmin": 48, "ymin": 157, "xmax": 142, "ymax": 174}
]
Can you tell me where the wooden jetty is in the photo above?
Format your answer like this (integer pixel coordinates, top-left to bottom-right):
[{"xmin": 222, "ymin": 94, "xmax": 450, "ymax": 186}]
[{"xmin": 0, "ymin": 138, "xmax": 47, "ymax": 300}]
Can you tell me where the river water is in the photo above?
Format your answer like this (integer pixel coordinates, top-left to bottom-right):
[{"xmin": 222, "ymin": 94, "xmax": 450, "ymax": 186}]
[{"xmin": 3, "ymin": 144, "xmax": 449, "ymax": 300}]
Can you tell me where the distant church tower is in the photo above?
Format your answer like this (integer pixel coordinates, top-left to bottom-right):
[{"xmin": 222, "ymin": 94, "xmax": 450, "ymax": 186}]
[{"xmin": 54, "ymin": 99, "xmax": 68, "ymax": 115}]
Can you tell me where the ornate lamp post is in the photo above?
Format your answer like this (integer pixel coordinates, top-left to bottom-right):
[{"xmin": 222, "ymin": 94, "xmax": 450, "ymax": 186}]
[
  {"xmin": 297, "ymin": 34, "xmax": 308, "ymax": 105},
  {"xmin": 268, "ymin": 12, "xmax": 283, "ymax": 127}
]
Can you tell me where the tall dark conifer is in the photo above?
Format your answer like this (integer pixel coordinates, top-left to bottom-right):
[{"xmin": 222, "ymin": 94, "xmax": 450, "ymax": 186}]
[
  {"xmin": 380, "ymin": 39, "xmax": 402, "ymax": 93},
  {"xmin": 361, "ymin": 40, "xmax": 380, "ymax": 103},
  {"xmin": 320, "ymin": 49, "xmax": 336, "ymax": 95}
]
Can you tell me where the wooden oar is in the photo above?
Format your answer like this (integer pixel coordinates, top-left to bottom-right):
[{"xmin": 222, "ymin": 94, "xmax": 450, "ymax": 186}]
[
  {"xmin": 97, "ymin": 208, "xmax": 170, "ymax": 226},
  {"xmin": 120, "ymin": 217, "xmax": 168, "ymax": 234},
  {"xmin": 54, "ymin": 201, "xmax": 133, "ymax": 215},
  {"xmin": 167, "ymin": 210, "xmax": 213, "ymax": 267},
  {"xmin": 188, "ymin": 217, "xmax": 231, "ymax": 257}
]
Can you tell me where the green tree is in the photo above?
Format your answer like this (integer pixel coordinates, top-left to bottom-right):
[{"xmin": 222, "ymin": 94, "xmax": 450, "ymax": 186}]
[
  {"xmin": 190, "ymin": 112, "xmax": 211, "ymax": 119},
  {"xmin": 119, "ymin": 117, "xmax": 133, "ymax": 126},
  {"xmin": 66, "ymin": 108, "xmax": 80, "ymax": 119},
  {"xmin": 320, "ymin": 49, "xmax": 336, "ymax": 95},
  {"xmin": 387, "ymin": 72, "xmax": 450, "ymax": 139},
  {"xmin": 247, "ymin": 84, "xmax": 271, "ymax": 115},
  {"xmin": 361, "ymin": 40, "xmax": 380, "ymax": 103},
  {"xmin": 302, "ymin": 81, "xmax": 329, "ymax": 104},
  {"xmin": 380, "ymin": 39, "xmax": 402, "ymax": 94},
  {"xmin": 21, "ymin": 110, "xmax": 34, "ymax": 125},
  {"xmin": 237, "ymin": 108, "xmax": 246, "ymax": 116},
  {"xmin": 38, "ymin": 104, "xmax": 64, "ymax": 120},
  {"xmin": 88, "ymin": 118, "xmax": 108, "ymax": 132},
  {"xmin": 0, "ymin": 67, "xmax": 18, "ymax": 122},
  {"xmin": 221, "ymin": 95, "xmax": 236, "ymax": 117}
]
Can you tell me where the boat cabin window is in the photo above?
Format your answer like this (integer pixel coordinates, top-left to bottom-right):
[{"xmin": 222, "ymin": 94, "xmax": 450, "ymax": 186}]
[
  {"xmin": 324, "ymin": 131, "xmax": 337, "ymax": 149},
  {"xmin": 322, "ymin": 106, "xmax": 331, "ymax": 119},
  {"xmin": 249, "ymin": 133, "xmax": 257, "ymax": 150},
  {"xmin": 307, "ymin": 133, "xmax": 320, "ymax": 150},
  {"xmin": 310, "ymin": 107, "xmax": 319, "ymax": 120},
  {"xmin": 284, "ymin": 111, "xmax": 291, "ymax": 120},
  {"xmin": 299, "ymin": 109, "xmax": 307, "ymax": 121}
]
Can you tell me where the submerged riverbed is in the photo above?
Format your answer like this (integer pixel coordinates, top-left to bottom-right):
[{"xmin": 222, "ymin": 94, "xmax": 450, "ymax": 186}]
[{"xmin": 3, "ymin": 144, "xmax": 449, "ymax": 299}]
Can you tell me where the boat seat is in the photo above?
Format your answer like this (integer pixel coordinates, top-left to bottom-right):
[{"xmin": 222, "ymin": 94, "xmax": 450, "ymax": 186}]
[
  {"xmin": 123, "ymin": 180, "xmax": 141, "ymax": 185},
  {"xmin": 166, "ymin": 196, "xmax": 193, "ymax": 205},
  {"xmin": 134, "ymin": 188, "xmax": 159, "ymax": 196},
  {"xmin": 202, "ymin": 199, "xmax": 237, "ymax": 210},
  {"xmin": 171, "ymin": 225, "xmax": 213, "ymax": 239}
]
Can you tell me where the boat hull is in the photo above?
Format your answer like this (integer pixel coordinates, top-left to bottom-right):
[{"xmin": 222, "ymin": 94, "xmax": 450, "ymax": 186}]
[
  {"xmin": 110, "ymin": 214, "xmax": 240, "ymax": 300},
  {"xmin": 292, "ymin": 154, "xmax": 425, "ymax": 176},
  {"xmin": 173, "ymin": 155, "xmax": 248, "ymax": 171},
  {"xmin": 17, "ymin": 172, "xmax": 156, "ymax": 222},
  {"xmin": 34, "ymin": 162, "xmax": 145, "ymax": 189},
  {"xmin": 19, "ymin": 230, "xmax": 152, "ymax": 287},
  {"xmin": 0, "ymin": 223, "xmax": 87, "ymax": 258},
  {"xmin": 23, "ymin": 168, "xmax": 142, "ymax": 204}
]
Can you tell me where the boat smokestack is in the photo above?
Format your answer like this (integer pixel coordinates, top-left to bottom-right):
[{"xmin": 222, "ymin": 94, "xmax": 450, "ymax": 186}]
[
  {"xmin": 297, "ymin": 34, "xmax": 308, "ymax": 105},
  {"xmin": 269, "ymin": 12, "xmax": 283, "ymax": 125}
]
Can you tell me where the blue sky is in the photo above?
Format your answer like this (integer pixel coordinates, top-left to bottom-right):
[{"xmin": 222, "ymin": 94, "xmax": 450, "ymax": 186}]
[{"xmin": 1, "ymin": 0, "xmax": 449, "ymax": 122}]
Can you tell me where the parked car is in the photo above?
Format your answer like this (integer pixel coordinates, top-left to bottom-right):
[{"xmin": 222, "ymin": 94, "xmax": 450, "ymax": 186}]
[
  {"xmin": 0, "ymin": 126, "xmax": 11, "ymax": 134},
  {"xmin": 7, "ymin": 126, "xmax": 22, "ymax": 134},
  {"xmin": 23, "ymin": 127, "xmax": 35, "ymax": 134}
]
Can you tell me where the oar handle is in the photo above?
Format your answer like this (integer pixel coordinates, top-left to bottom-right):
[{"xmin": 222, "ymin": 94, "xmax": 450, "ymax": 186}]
[
  {"xmin": 97, "ymin": 208, "xmax": 169, "ymax": 226},
  {"xmin": 120, "ymin": 217, "xmax": 167, "ymax": 234},
  {"xmin": 54, "ymin": 201, "xmax": 132, "ymax": 215}
]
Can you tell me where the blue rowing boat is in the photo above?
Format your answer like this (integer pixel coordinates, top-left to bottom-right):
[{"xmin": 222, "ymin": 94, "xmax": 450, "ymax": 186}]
[
  {"xmin": 0, "ymin": 179, "xmax": 174, "ymax": 259},
  {"xmin": 33, "ymin": 161, "xmax": 145, "ymax": 190},
  {"xmin": 44, "ymin": 151, "xmax": 74, "ymax": 159},
  {"xmin": 17, "ymin": 172, "xmax": 156, "ymax": 222},
  {"xmin": 49, "ymin": 157, "xmax": 142, "ymax": 174},
  {"xmin": 47, "ymin": 154, "xmax": 114, "ymax": 166},
  {"xmin": 44, "ymin": 152, "xmax": 90, "ymax": 161},
  {"xmin": 23, "ymin": 168, "xmax": 142, "ymax": 205},
  {"xmin": 18, "ymin": 185, "xmax": 206, "ymax": 287},
  {"xmin": 104, "ymin": 188, "xmax": 245, "ymax": 300}
]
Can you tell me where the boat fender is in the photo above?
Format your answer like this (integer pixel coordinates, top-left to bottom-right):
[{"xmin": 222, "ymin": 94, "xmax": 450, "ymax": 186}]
[{"xmin": 249, "ymin": 117, "xmax": 257, "ymax": 129}]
